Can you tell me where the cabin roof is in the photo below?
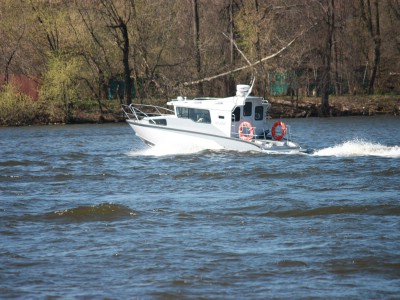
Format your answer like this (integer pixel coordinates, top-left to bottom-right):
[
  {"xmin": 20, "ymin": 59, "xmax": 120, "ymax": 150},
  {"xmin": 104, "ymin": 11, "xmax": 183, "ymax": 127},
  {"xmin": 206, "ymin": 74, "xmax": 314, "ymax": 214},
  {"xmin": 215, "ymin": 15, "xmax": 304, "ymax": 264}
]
[{"xmin": 167, "ymin": 96, "xmax": 265, "ymax": 111}]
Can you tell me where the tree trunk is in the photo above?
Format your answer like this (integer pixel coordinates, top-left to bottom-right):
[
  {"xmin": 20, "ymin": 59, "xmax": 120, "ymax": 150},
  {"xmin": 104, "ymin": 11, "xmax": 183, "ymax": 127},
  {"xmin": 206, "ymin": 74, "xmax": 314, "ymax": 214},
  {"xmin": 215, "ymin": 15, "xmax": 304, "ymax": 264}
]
[
  {"xmin": 333, "ymin": 26, "xmax": 340, "ymax": 96},
  {"xmin": 99, "ymin": 0, "xmax": 133, "ymax": 105},
  {"xmin": 192, "ymin": 0, "xmax": 203, "ymax": 95},
  {"xmin": 320, "ymin": 0, "xmax": 335, "ymax": 116},
  {"xmin": 368, "ymin": 0, "xmax": 381, "ymax": 94},
  {"xmin": 121, "ymin": 22, "xmax": 133, "ymax": 105},
  {"xmin": 359, "ymin": 0, "xmax": 381, "ymax": 94}
]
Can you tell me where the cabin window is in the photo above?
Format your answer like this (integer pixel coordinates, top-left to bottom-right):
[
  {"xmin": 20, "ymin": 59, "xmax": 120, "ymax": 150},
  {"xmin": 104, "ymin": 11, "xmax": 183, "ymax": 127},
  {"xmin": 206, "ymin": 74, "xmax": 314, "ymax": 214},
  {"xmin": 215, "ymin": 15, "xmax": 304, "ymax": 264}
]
[
  {"xmin": 244, "ymin": 102, "xmax": 252, "ymax": 116},
  {"xmin": 152, "ymin": 119, "xmax": 167, "ymax": 125},
  {"xmin": 232, "ymin": 107, "xmax": 240, "ymax": 122},
  {"xmin": 189, "ymin": 108, "xmax": 211, "ymax": 123},
  {"xmin": 255, "ymin": 106, "xmax": 264, "ymax": 120},
  {"xmin": 177, "ymin": 107, "xmax": 211, "ymax": 123},
  {"xmin": 176, "ymin": 107, "xmax": 189, "ymax": 118}
]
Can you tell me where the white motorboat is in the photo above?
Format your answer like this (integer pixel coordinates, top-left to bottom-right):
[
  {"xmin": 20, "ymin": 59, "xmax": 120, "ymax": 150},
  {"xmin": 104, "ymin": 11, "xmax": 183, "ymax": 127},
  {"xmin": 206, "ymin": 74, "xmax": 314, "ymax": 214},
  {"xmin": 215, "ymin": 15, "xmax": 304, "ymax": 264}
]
[{"xmin": 122, "ymin": 83, "xmax": 309, "ymax": 153}]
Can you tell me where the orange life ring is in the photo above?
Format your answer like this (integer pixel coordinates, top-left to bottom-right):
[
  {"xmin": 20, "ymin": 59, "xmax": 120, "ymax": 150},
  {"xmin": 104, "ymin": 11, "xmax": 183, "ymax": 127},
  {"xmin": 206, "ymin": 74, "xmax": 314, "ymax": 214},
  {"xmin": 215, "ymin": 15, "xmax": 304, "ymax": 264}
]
[
  {"xmin": 239, "ymin": 121, "xmax": 254, "ymax": 141},
  {"xmin": 271, "ymin": 121, "xmax": 287, "ymax": 141}
]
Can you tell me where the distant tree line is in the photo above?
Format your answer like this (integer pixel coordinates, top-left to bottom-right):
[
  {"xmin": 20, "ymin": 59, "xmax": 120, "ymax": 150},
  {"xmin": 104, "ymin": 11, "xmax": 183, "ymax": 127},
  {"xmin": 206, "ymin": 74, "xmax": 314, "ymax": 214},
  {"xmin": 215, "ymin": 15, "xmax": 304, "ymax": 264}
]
[{"xmin": 1, "ymin": 0, "xmax": 399, "ymax": 119}]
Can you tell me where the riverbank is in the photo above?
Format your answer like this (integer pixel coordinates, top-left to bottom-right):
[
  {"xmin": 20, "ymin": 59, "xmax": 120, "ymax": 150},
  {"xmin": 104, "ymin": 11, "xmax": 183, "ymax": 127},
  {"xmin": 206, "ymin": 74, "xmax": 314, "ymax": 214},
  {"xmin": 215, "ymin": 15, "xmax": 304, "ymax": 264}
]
[
  {"xmin": 1, "ymin": 95, "xmax": 399, "ymax": 126},
  {"xmin": 60, "ymin": 96, "xmax": 400, "ymax": 125},
  {"xmin": 74, "ymin": 95, "xmax": 400, "ymax": 125},
  {"xmin": 269, "ymin": 95, "xmax": 400, "ymax": 118}
]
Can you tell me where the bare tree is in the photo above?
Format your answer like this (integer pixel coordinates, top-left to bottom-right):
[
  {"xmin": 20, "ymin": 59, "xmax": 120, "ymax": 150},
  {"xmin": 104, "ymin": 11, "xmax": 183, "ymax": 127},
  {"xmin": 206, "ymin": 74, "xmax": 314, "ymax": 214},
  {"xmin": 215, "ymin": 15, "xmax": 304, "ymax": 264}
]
[
  {"xmin": 29, "ymin": 0, "xmax": 61, "ymax": 52},
  {"xmin": 358, "ymin": 0, "xmax": 381, "ymax": 94},
  {"xmin": 75, "ymin": 5, "xmax": 112, "ymax": 101},
  {"xmin": 320, "ymin": 0, "xmax": 335, "ymax": 116},
  {"xmin": 0, "ymin": 0, "xmax": 29, "ymax": 85},
  {"xmin": 192, "ymin": 0, "xmax": 203, "ymax": 95},
  {"xmin": 99, "ymin": 0, "xmax": 134, "ymax": 105}
]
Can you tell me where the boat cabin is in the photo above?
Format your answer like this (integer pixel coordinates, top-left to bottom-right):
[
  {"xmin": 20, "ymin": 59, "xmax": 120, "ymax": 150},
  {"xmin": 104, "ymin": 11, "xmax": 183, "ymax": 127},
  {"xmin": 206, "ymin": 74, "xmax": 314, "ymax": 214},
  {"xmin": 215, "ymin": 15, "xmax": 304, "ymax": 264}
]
[{"xmin": 167, "ymin": 85, "xmax": 271, "ymax": 140}]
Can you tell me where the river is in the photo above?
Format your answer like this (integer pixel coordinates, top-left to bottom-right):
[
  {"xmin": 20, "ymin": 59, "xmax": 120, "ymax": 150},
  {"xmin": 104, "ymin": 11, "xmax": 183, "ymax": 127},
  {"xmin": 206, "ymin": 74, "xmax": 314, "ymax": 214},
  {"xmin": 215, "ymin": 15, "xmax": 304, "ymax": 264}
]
[{"xmin": 1, "ymin": 116, "xmax": 399, "ymax": 298}]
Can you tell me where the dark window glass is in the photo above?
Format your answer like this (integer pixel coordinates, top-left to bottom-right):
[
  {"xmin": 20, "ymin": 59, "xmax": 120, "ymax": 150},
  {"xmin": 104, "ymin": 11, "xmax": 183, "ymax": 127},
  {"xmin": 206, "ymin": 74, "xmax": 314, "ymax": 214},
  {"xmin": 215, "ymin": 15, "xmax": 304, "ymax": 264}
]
[
  {"xmin": 232, "ymin": 107, "xmax": 240, "ymax": 122},
  {"xmin": 189, "ymin": 108, "xmax": 211, "ymax": 123},
  {"xmin": 153, "ymin": 119, "xmax": 167, "ymax": 125},
  {"xmin": 255, "ymin": 106, "xmax": 264, "ymax": 120},
  {"xmin": 176, "ymin": 107, "xmax": 188, "ymax": 118},
  {"xmin": 243, "ymin": 102, "xmax": 252, "ymax": 116},
  {"xmin": 177, "ymin": 107, "xmax": 211, "ymax": 123}
]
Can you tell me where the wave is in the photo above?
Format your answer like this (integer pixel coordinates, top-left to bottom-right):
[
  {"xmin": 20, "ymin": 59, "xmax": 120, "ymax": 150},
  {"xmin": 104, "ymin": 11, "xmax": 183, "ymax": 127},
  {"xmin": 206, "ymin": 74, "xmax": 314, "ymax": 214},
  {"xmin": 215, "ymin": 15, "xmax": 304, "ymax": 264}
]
[
  {"xmin": 44, "ymin": 203, "xmax": 137, "ymax": 222},
  {"xmin": 0, "ymin": 160, "xmax": 48, "ymax": 167},
  {"xmin": 313, "ymin": 139, "xmax": 400, "ymax": 158},
  {"xmin": 127, "ymin": 141, "xmax": 223, "ymax": 157},
  {"xmin": 127, "ymin": 138, "xmax": 400, "ymax": 157},
  {"xmin": 264, "ymin": 204, "xmax": 400, "ymax": 218}
]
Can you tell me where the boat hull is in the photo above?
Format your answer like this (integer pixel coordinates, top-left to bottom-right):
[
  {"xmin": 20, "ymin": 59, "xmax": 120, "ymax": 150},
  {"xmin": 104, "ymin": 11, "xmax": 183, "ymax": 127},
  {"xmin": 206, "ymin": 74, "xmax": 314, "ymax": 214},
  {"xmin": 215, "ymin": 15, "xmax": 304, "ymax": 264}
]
[{"xmin": 127, "ymin": 120, "xmax": 302, "ymax": 153}]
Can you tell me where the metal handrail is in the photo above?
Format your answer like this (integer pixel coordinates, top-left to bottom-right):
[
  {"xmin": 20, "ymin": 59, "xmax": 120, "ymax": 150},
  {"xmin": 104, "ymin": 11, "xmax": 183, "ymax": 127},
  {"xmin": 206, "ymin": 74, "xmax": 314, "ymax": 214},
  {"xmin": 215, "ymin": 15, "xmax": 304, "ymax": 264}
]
[
  {"xmin": 286, "ymin": 125, "xmax": 292, "ymax": 141},
  {"xmin": 122, "ymin": 104, "xmax": 174, "ymax": 121}
]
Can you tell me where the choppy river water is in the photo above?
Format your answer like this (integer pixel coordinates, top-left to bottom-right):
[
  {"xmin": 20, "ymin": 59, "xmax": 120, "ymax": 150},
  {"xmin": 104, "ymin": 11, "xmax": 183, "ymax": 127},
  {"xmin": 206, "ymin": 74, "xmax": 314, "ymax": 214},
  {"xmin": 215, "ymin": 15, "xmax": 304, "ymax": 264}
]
[{"xmin": 1, "ymin": 116, "xmax": 399, "ymax": 299}]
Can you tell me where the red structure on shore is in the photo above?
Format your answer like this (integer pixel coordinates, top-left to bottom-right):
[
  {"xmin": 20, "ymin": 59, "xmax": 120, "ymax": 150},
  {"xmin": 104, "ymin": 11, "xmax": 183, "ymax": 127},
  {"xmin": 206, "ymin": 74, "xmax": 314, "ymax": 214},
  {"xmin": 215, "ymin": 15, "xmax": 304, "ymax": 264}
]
[{"xmin": 0, "ymin": 74, "xmax": 39, "ymax": 100}]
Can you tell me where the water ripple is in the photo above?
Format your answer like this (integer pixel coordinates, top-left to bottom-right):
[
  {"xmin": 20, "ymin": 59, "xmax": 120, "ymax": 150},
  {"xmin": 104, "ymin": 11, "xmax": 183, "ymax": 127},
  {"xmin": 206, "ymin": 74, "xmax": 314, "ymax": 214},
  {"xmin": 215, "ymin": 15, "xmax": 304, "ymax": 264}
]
[{"xmin": 263, "ymin": 205, "xmax": 400, "ymax": 217}]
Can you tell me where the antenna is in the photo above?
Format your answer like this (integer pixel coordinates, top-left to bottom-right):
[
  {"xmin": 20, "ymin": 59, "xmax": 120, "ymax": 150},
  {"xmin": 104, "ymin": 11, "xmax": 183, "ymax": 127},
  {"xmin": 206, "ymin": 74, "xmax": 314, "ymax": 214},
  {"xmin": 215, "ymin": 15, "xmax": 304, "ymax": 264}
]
[{"xmin": 245, "ymin": 73, "xmax": 256, "ymax": 99}]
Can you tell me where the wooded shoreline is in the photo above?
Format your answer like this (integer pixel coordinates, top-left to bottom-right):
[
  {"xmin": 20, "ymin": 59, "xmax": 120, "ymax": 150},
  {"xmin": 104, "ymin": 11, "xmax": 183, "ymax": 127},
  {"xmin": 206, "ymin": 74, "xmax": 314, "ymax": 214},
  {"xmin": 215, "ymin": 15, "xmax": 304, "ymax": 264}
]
[
  {"xmin": 269, "ymin": 95, "xmax": 400, "ymax": 118},
  {"xmin": 1, "ymin": 0, "xmax": 399, "ymax": 122},
  {"xmin": 1, "ymin": 95, "xmax": 398, "ymax": 127}
]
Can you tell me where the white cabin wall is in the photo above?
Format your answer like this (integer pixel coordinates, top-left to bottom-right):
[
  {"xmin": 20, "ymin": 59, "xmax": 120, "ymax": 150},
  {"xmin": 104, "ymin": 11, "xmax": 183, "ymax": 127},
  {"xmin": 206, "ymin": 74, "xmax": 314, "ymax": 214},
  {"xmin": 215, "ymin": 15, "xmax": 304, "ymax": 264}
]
[{"xmin": 210, "ymin": 110, "xmax": 233, "ymax": 137}]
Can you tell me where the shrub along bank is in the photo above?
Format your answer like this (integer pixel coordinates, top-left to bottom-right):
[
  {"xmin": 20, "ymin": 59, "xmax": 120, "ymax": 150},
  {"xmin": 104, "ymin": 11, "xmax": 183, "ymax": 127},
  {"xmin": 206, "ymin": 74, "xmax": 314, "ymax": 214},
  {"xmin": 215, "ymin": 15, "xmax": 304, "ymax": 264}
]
[
  {"xmin": 0, "ymin": 84, "xmax": 123, "ymax": 126},
  {"xmin": 1, "ymin": 85, "xmax": 399, "ymax": 126},
  {"xmin": 269, "ymin": 95, "xmax": 400, "ymax": 118}
]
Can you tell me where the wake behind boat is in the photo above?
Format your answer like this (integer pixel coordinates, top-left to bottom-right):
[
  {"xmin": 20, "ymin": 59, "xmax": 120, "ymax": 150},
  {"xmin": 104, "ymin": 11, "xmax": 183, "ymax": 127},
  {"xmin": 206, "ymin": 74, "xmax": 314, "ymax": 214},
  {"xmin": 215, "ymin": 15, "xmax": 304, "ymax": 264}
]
[{"xmin": 122, "ymin": 83, "xmax": 309, "ymax": 154}]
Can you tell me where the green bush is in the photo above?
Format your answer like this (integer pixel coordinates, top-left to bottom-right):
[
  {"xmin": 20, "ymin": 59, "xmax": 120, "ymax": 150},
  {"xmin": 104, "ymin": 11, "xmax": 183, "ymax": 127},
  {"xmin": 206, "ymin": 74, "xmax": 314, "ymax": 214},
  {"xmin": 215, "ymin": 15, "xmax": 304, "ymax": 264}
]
[
  {"xmin": 39, "ymin": 53, "xmax": 81, "ymax": 123},
  {"xmin": 0, "ymin": 84, "xmax": 46, "ymax": 126}
]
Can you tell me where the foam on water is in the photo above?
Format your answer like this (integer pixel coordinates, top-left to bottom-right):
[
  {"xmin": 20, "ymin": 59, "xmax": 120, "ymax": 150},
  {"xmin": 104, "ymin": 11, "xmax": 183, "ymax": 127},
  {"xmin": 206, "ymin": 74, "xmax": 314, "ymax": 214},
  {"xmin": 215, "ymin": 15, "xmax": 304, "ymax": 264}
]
[
  {"xmin": 126, "ymin": 138, "xmax": 400, "ymax": 158},
  {"xmin": 313, "ymin": 139, "xmax": 400, "ymax": 158},
  {"xmin": 127, "ymin": 140, "xmax": 224, "ymax": 156}
]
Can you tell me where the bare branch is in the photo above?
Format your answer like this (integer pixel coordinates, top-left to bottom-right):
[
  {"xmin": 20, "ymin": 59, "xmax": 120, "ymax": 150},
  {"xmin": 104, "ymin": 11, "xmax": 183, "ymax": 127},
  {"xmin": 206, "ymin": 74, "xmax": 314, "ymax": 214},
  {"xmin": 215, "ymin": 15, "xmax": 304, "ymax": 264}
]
[
  {"xmin": 222, "ymin": 32, "xmax": 252, "ymax": 67},
  {"xmin": 183, "ymin": 25, "xmax": 315, "ymax": 86}
]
